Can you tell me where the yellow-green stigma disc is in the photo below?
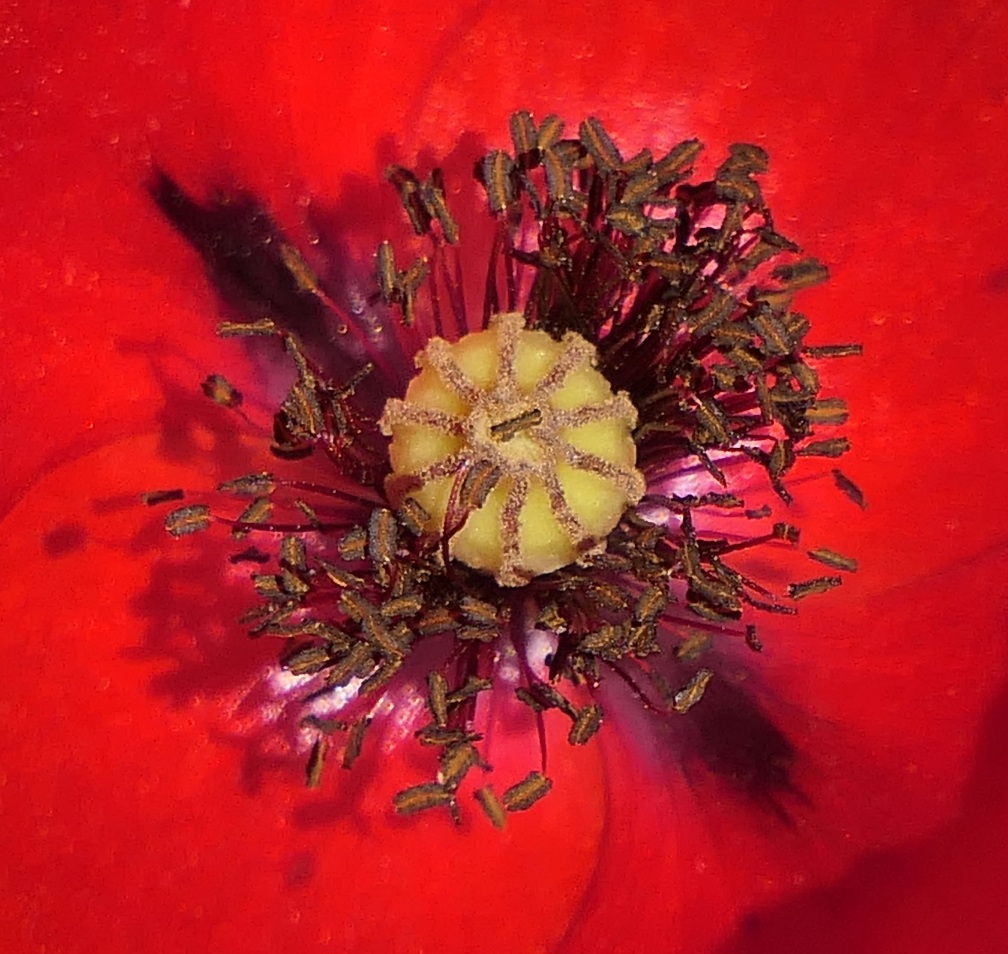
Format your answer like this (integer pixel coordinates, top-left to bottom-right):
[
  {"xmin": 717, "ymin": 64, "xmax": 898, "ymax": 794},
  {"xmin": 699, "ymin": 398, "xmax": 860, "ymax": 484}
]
[{"xmin": 380, "ymin": 313, "xmax": 645, "ymax": 586}]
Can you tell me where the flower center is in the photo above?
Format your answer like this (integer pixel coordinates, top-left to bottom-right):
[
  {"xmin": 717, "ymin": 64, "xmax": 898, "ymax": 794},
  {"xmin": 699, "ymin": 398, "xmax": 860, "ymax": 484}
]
[{"xmin": 380, "ymin": 312, "xmax": 646, "ymax": 586}]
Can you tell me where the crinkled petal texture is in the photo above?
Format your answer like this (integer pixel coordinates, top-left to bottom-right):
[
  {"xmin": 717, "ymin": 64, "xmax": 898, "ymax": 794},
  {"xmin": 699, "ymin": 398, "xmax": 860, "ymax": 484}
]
[{"xmin": 2, "ymin": 3, "xmax": 1007, "ymax": 954}]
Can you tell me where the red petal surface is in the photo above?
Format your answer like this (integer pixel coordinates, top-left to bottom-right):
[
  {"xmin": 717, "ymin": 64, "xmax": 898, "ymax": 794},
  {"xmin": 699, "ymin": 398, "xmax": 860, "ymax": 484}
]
[{"xmin": 2, "ymin": 3, "xmax": 1007, "ymax": 954}]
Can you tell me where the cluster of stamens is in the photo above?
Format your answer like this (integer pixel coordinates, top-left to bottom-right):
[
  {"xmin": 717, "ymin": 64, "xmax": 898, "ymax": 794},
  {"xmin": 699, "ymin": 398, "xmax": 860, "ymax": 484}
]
[{"xmin": 152, "ymin": 110, "xmax": 863, "ymax": 826}]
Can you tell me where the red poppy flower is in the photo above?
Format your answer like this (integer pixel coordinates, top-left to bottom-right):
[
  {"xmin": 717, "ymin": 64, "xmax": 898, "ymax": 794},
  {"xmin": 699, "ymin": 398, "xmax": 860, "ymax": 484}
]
[{"xmin": 2, "ymin": 3, "xmax": 1007, "ymax": 954}]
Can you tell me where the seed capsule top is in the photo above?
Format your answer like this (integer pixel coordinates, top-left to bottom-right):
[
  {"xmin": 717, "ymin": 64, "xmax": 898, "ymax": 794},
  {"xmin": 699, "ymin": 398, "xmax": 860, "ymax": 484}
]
[{"xmin": 380, "ymin": 312, "xmax": 645, "ymax": 586}]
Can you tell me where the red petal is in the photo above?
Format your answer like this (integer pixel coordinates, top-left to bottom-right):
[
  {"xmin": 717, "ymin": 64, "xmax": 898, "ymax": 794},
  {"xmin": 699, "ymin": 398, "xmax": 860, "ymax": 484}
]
[{"xmin": 2, "ymin": 3, "xmax": 1007, "ymax": 954}]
